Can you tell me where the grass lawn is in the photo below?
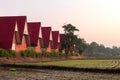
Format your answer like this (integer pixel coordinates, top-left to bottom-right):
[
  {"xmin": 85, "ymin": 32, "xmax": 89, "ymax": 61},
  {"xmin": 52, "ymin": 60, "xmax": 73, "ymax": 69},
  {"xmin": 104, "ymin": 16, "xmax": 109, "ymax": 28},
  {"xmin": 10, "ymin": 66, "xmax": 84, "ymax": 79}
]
[{"xmin": 16, "ymin": 59, "xmax": 120, "ymax": 69}]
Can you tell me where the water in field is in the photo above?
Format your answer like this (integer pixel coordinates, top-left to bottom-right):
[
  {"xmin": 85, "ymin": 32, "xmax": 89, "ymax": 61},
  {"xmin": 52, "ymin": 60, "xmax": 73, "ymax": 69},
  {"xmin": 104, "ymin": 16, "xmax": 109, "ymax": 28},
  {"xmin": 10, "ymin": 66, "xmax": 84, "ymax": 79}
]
[{"xmin": 0, "ymin": 69, "xmax": 120, "ymax": 80}]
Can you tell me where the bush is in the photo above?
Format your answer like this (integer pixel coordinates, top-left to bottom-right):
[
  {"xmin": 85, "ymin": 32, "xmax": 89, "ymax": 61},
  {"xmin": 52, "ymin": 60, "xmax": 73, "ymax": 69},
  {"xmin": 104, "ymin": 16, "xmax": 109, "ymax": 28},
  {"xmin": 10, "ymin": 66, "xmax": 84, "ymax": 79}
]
[
  {"xmin": 0, "ymin": 49, "xmax": 17, "ymax": 57},
  {"xmin": 7, "ymin": 50, "xmax": 16, "ymax": 57},
  {"xmin": 51, "ymin": 51, "xmax": 65, "ymax": 57},
  {"xmin": 35, "ymin": 52, "xmax": 42, "ymax": 58},
  {"xmin": 42, "ymin": 52, "xmax": 51, "ymax": 57},
  {"xmin": 20, "ymin": 49, "xmax": 34, "ymax": 57},
  {"xmin": 50, "ymin": 51, "xmax": 57, "ymax": 57},
  {"xmin": 58, "ymin": 52, "xmax": 65, "ymax": 57},
  {"xmin": 0, "ymin": 48, "xmax": 9, "ymax": 57},
  {"xmin": 70, "ymin": 52, "xmax": 79, "ymax": 56},
  {"xmin": 20, "ymin": 49, "xmax": 42, "ymax": 58},
  {"xmin": 41, "ymin": 51, "xmax": 65, "ymax": 57}
]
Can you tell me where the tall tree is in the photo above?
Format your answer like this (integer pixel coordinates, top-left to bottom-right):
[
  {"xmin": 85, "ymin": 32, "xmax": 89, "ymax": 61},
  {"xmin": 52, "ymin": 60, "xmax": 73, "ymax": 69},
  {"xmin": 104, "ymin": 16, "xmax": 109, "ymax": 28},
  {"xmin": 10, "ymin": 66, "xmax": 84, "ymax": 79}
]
[
  {"xmin": 62, "ymin": 24, "xmax": 79, "ymax": 55},
  {"xmin": 62, "ymin": 24, "xmax": 79, "ymax": 34}
]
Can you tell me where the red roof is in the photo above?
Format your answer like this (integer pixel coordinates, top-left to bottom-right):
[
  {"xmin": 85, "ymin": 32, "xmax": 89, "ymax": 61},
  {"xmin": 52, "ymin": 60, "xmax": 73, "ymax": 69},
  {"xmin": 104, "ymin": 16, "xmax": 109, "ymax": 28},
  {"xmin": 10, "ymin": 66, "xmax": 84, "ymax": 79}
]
[
  {"xmin": 0, "ymin": 16, "xmax": 27, "ymax": 44},
  {"xmin": 0, "ymin": 17, "xmax": 16, "ymax": 49},
  {"xmin": 41, "ymin": 27, "xmax": 51, "ymax": 47},
  {"xmin": 52, "ymin": 31, "xmax": 59, "ymax": 49},
  {"xmin": 15, "ymin": 16, "xmax": 27, "ymax": 44},
  {"xmin": 60, "ymin": 34, "xmax": 65, "ymax": 49},
  {"xmin": 28, "ymin": 22, "xmax": 41, "ymax": 46}
]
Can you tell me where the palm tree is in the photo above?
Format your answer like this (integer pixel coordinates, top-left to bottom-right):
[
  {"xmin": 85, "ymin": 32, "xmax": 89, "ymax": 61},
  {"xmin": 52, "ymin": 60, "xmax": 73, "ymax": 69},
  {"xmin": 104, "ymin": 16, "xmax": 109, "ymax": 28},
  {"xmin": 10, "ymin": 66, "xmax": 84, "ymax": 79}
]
[
  {"xmin": 62, "ymin": 24, "xmax": 79, "ymax": 34},
  {"xmin": 62, "ymin": 24, "xmax": 79, "ymax": 55}
]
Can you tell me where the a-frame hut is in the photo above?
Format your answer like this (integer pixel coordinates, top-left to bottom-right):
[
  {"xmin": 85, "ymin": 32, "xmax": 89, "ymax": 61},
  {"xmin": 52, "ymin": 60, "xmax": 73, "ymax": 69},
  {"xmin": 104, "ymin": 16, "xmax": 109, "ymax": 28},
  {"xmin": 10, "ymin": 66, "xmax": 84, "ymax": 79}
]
[
  {"xmin": 41, "ymin": 27, "xmax": 52, "ymax": 52},
  {"xmin": 0, "ymin": 17, "xmax": 20, "ymax": 51},
  {"xmin": 27, "ymin": 22, "xmax": 41, "ymax": 52},
  {"xmin": 15, "ymin": 16, "xmax": 30, "ymax": 51},
  {"xmin": 52, "ymin": 31, "xmax": 60, "ymax": 52}
]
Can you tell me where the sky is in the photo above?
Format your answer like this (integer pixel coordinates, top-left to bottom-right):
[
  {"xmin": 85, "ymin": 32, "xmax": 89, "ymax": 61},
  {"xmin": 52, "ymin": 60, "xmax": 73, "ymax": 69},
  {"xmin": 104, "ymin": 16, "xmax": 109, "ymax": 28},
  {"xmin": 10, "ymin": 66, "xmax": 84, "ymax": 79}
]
[{"xmin": 0, "ymin": 0, "xmax": 120, "ymax": 47}]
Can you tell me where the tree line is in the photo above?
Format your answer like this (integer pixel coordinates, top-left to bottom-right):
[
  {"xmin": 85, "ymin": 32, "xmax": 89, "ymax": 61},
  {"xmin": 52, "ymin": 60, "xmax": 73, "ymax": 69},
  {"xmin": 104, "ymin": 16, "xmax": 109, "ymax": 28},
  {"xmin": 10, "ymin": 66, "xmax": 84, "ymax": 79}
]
[{"xmin": 84, "ymin": 42, "xmax": 120, "ymax": 58}]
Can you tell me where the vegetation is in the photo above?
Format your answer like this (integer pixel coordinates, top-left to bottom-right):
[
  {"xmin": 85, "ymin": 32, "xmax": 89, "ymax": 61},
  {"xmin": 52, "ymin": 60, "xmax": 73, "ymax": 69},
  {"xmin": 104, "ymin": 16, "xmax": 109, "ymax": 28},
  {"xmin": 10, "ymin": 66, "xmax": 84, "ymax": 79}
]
[
  {"xmin": 7, "ymin": 50, "xmax": 16, "ymax": 57},
  {"xmin": 17, "ymin": 59, "xmax": 120, "ymax": 69},
  {"xmin": 0, "ymin": 48, "xmax": 16, "ymax": 57},
  {"xmin": 62, "ymin": 24, "xmax": 87, "ymax": 56},
  {"xmin": 62, "ymin": 24, "xmax": 79, "ymax": 55},
  {"xmin": 84, "ymin": 42, "xmax": 120, "ymax": 58},
  {"xmin": 41, "ymin": 51, "xmax": 65, "ymax": 57},
  {"xmin": 75, "ymin": 38, "xmax": 87, "ymax": 55},
  {"xmin": 0, "ymin": 48, "xmax": 9, "ymax": 57},
  {"xmin": 61, "ymin": 24, "xmax": 120, "ymax": 58},
  {"xmin": 20, "ymin": 49, "xmax": 40, "ymax": 58},
  {"xmin": 20, "ymin": 49, "xmax": 65, "ymax": 58},
  {"xmin": 0, "ymin": 48, "xmax": 76, "ymax": 58}
]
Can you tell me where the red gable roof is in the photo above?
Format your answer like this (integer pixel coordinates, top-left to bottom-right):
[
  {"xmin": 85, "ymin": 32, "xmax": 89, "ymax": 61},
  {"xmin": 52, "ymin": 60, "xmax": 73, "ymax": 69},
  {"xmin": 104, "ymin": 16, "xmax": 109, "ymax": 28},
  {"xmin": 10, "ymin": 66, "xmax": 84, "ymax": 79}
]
[
  {"xmin": 15, "ymin": 16, "xmax": 27, "ymax": 44},
  {"xmin": 60, "ymin": 34, "xmax": 65, "ymax": 49},
  {"xmin": 52, "ymin": 31, "xmax": 59, "ymax": 49},
  {"xmin": 28, "ymin": 22, "xmax": 41, "ymax": 46},
  {"xmin": 0, "ymin": 16, "xmax": 27, "ymax": 44},
  {"xmin": 0, "ymin": 17, "xmax": 16, "ymax": 49},
  {"xmin": 41, "ymin": 27, "xmax": 51, "ymax": 47}
]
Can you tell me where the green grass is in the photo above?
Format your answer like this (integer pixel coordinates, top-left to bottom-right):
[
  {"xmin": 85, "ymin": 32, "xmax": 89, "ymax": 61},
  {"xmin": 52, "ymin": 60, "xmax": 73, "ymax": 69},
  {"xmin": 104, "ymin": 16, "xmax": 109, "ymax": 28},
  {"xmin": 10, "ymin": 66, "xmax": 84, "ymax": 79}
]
[{"xmin": 16, "ymin": 59, "xmax": 120, "ymax": 69}]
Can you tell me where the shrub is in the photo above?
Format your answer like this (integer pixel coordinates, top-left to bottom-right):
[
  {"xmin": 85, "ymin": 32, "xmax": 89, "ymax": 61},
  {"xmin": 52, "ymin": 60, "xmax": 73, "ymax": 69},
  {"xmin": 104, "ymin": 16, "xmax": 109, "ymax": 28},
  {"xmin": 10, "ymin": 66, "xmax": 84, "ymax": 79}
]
[
  {"xmin": 50, "ymin": 51, "xmax": 64, "ymax": 57},
  {"xmin": 42, "ymin": 52, "xmax": 51, "ymax": 57},
  {"xmin": 20, "ymin": 49, "xmax": 42, "ymax": 58},
  {"xmin": 20, "ymin": 50, "xmax": 25, "ymax": 57},
  {"xmin": 58, "ymin": 52, "xmax": 65, "ymax": 57},
  {"xmin": 35, "ymin": 52, "xmax": 42, "ymax": 58},
  {"xmin": 7, "ymin": 50, "xmax": 16, "ymax": 57},
  {"xmin": 27, "ymin": 49, "xmax": 36, "ymax": 57},
  {"xmin": 70, "ymin": 52, "xmax": 79, "ymax": 56},
  {"xmin": 0, "ymin": 48, "xmax": 9, "ymax": 57},
  {"xmin": 50, "ymin": 51, "xmax": 56, "ymax": 56},
  {"xmin": 41, "ymin": 51, "xmax": 65, "ymax": 57}
]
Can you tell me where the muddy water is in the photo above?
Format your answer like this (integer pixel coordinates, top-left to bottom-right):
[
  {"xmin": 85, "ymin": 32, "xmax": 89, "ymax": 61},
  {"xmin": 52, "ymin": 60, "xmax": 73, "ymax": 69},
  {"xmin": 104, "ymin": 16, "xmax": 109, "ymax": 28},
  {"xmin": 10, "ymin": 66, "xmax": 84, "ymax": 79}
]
[{"xmin": 0, "ymin": 69, "xmax": 120, "ymax": 80}]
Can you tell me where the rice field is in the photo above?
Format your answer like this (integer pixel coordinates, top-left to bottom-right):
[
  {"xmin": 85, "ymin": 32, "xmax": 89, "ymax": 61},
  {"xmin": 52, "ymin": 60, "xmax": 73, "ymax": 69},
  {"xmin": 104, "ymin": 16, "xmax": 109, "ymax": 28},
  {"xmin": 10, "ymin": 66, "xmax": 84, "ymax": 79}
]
[
  {"xmin": 18, "ymin": 59, "xmax": 120, "ymax": 69},
  {"xmin": 1, "ymin": 59, "xmax": 120, "ymax": 80}
]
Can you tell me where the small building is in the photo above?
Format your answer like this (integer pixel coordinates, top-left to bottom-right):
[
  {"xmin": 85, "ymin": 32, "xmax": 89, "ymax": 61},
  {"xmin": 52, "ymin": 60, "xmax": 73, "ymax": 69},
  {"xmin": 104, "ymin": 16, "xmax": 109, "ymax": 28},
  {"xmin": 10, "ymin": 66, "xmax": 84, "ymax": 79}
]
[
  {"xmin": 52, "ymin": 31, "xmax": 60, "ymax": 52},
  {"xmin": 15, "ymin": 16, "xmax": 30, "ymax": 51},
  {"xmin": 0, "ymin": 17, "xmax": 20, "ymax": 51},
  {"xmin": 28, "ymin": 22, "xmax": 41, "ymax": 52},
  {"xmin": 41, "ymin": 27, "xmax": 52, "ymax": 52}
]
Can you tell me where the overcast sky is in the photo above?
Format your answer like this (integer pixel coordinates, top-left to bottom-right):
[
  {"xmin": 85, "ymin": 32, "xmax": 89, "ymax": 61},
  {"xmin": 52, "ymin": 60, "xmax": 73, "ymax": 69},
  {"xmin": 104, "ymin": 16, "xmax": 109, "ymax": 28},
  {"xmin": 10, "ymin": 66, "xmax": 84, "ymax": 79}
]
[{"xmin": 1, "ymin": 0, "xmax": 120, "ymax": 47}]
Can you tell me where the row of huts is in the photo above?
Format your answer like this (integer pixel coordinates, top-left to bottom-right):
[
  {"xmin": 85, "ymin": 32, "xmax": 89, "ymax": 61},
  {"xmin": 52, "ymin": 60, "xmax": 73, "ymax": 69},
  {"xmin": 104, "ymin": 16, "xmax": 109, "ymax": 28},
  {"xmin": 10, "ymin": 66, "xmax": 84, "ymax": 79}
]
[{"xmin": 0, "ymin": 16, "xmax": 65, "ymax": 53}]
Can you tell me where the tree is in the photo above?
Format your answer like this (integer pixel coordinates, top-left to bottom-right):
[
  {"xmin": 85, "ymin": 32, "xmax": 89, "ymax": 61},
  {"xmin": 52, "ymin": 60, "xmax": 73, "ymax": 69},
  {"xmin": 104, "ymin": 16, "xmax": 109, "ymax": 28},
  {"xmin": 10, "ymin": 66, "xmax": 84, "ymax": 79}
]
[
  {"xmin": 75, "ymin": 38, "xmax": 87, "ymax": 55},
  {"xmin": 62, "ymin": 24, "xmax": 79, "ymax": 55},
  {"xmin": 62, "ymin": 24, "xmax": 79, "ymax": 34}
]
